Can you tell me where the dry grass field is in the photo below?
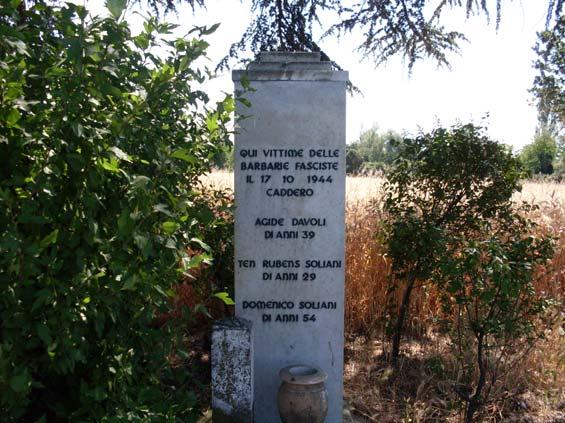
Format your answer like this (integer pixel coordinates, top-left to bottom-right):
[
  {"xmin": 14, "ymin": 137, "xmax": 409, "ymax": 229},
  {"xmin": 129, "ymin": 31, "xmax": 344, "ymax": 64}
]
[
  {"xmin": 200, "ymin": 171, "xmax": 565, "ymax": 422},
  {"xmin": 201, "ymin": 171, "xmax": 565, "ymax": 207}
]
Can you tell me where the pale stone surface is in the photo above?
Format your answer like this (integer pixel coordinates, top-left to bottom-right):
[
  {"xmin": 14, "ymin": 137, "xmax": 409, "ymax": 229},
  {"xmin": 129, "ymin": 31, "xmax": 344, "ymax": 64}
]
[
  {"xmin": 232, "ymin": 68, "xmax": 347, "ymax": 82},
  {"xmin": 259, "ymin": 51, "xmax": 322, "ymax": 62},
  {"xmin": 211, "ymin": 318, "xmax": 254, "ymax": 423},
  {"xmin": 247, "ymin": 61, "xmax": 332, "ymax": 72},
  {"xmin": 233, "ymin": 52, "xmax": 347, "ymax": 423}
]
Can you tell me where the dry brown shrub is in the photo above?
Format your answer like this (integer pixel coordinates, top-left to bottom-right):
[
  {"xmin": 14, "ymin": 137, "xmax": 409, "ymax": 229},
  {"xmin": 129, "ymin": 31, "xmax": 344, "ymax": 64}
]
[
  {"xmin": 519, "ymin": 194, "xmax": 565, "ymax": 301},
  {"xmin": 343, "ymin": 336, "xmax": 463, "ymax": 422}
]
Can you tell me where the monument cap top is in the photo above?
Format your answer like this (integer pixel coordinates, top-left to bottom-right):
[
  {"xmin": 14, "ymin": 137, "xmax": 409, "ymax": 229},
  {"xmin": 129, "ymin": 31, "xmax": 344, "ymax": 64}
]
[
  {"xmin": 258, "ymin": 51, "xmax": 322, "ymax": 63},
  {"xmin": 232, "ymin": 50, "xmax": 348, "ymax": 82}
]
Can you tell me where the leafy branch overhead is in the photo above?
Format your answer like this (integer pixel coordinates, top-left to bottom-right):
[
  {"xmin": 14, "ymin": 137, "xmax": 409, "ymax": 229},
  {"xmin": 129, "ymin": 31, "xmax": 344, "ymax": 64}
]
[
  {"xmin": 211, "ymin": 0, "xmax": 564, "ymax": 72},
  {"xmin": 16, "ymin": 0, "xmax": 564, "ymax": 73},
  {"xmin": 107, "ymin": 0, "xmax": 564, "ymax": 125}
]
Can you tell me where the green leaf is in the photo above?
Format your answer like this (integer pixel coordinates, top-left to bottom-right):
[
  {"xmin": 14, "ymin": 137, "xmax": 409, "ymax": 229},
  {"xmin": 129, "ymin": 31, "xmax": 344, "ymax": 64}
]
[
  {"xmin": 131, "ymin": 175, "xmax": 150, "ymax": 190},
  {"xmin": 154, "ymin": 284, "xmax": 169, "ymax": 298},
  {"xmin": 178, "ymin": 55, "xmax": 189, "ymax": 72},
  {"xmin": 10, "ymin": 373, "xmax": 30, "ymax": 393},
  {"xmin": 133, "ymin": 234, "xmax": 149, "ymax": 251},
  {"xmin": 171, "ymin": 149, "xmax": 197, "ymax": 164},
  {"xmin": 100, "ymin": 158, "xmax": 120, "ymax": 173},
  {"xmin": 134, "ymin": 33, "xmax": 150, "ymax": 49},
  {"xmin": 201, "ymin": 22, "xmax": 220, "ymax": 35},
  {"xmin": 162, "ymin": 221, "xmax": 180, "ymax": 235},
  {"xmin": 6, "ymin": 108, "xmax": 21, "ymax": 127},
  {"xmin": 190, "ymin": 237, "xmax": 210, "ymax": 252},
  {"xmin": 197, "ymin": 207, "xmax": 214, "ymax": 224},
  {"xmin": 110, "ymin": 146, "xmax": 132, "ymax": 162},
  {"xmin": 36, "ymin": 324, "xmax": 52, "ymax": 346},
  {"xmin": 105, "ymin": 0, "xmax": 127, "ymax": 19},
  {"xmin": 71, "ymin": 122, "xmax": 84, "ymax": 138},
  {"xmin": 222, "ymin": 96, "xmax": 235, "ymax": 114},
  {"xmin": 237, "ymin": 97, "xmax": 252, "ymax": 107},
  {"xmin": 5, "ymin": 37, "xmax": 28, "ymax": 56},
  {"xmin": 91, "ymin": 386, "xmax": 108, "ymax": 401},
  {"xmin": 185, "ymin": 252, "xmax": 212, "ymax": 269},
  {"xmin": 40, "ymin": 229, "xmax": 59, "ymax": 249},
  {"xmin": 117, "ymin": 211, "xmax": 133, "ymax": 236},
  {"xmin": 206, "ymin": 112, "xmax": 219, "ymax": 132},
  {"xmin": 153, "ymin": 203, "xmax": 173, "ymax": 216},
  {"xmin": 122, "ymin": 275, "xmax": 137, "ymax": 291},
  {"xmin": 194, "ymin": 303, "xmax": 212, "ymax": 318},
  {"xmin": 213, "ymin": 292, "xmax": 235, "ymax": 305}
]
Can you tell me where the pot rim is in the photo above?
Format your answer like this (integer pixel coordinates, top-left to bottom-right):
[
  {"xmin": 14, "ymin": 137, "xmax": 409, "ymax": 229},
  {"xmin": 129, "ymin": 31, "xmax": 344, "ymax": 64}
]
[{"xmin": 279, "ymin": 364, "xmax": 327, "ymax": 385}]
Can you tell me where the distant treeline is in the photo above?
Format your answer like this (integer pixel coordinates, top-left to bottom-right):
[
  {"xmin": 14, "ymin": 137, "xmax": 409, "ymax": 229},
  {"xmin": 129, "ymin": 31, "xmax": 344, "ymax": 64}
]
[
  {"xmin": 518, "ymin": 128, "xmax": 564, "ymax": 178},
  {"xmin": 345, "ymin": 127, "xmax": 402, "ymax": 175},
  {"xmin": 346, "ymin": 126, "xmax": 565, "ymax": 178}
]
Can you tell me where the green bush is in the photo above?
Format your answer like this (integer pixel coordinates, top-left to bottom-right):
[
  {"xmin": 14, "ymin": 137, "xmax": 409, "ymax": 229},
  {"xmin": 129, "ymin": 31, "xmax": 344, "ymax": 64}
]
[
  {"xmin": 519, "ymin": 129, "xmax": 558, "ymax": 175},
  {"xmin": 382, "ymin": 123, "xmax": 524, "ymax": 364},
  {"xmin": 0, "ymin": 1, "xmax": 232, "ymax": 420},
  {"xmin": 382, "ymin": 123, "xmax": 556, "ymax": 420},
  {"xmin": 436, "ymin": 210, "xmax": 555, "ymax": 422}
]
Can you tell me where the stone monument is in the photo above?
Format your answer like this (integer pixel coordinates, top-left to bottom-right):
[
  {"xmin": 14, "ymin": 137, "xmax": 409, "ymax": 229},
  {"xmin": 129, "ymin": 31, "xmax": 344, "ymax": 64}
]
[{"xmin": 233, "ymin": 51, "xmax": 347, "ymax": 422}]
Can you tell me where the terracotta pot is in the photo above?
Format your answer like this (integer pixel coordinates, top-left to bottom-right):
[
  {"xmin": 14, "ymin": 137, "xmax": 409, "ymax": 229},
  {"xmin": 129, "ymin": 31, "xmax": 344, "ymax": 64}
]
[{"xmin": 277, "ymin": 365, "xmax": 328, "ymax": 423}]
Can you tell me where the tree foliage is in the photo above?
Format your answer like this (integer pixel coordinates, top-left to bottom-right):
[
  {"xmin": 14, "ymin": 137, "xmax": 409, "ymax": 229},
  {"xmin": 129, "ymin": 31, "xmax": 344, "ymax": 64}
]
[
  {"xmin": 211, "ymin": 142, "xmax": 234, "ymax": 170},
  {"xmin": 346, "ymin": 127, "xmax": 401, "ymax": 174},
  {"xmin": 214, "ymin": 0, "xmax": 564, "ymax": 72},
  {"xmin": 345, "ymin": 147, "xmax": 363, "ymax": 174},
  {"xmin": 383, "ymin": 124, "xmax": 555, "ymax": 419},
  {"xmin": 531, "ymin": 14, "xmax": 564, "ymax": 133},
  {"xmin": 520, "ymin": 129, "xmax": 558, "ymax": 175},
  {"xmin": 382, "ymin": 123, "xmax": 523, "ymax": 364},
  {"xmin": 17, "ymin": 0, "xmax": 564, "ymax": 74},
  {"xmin": 0, "ymin": 1, "xmax": 232, "ymax": 419},
  {"xmin": 436, "ymin": 212, "xmax": 555, "ymax": 422},
  {"xmin": 556, "ymin": 136, "xmax": 565, "ymax": 175}
]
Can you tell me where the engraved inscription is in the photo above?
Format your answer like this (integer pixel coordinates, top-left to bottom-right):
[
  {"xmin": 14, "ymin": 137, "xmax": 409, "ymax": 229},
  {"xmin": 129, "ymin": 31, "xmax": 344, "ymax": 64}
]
[{"xmin": 237, "ymin": 144, "xmax": 343, "ymax": 324}]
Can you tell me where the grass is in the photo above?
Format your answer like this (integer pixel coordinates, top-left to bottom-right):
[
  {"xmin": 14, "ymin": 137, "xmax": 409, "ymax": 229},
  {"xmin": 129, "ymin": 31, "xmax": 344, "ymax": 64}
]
[{"xmin": 200, "ymin": 171, "xmax": 565, "ymax": 422}]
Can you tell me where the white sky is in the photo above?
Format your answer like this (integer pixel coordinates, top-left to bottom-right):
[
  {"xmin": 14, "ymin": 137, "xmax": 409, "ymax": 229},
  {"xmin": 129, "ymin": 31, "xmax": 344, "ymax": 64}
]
[{"xmin": 81, "ymin": 0, "xmax": 549, "ymax": 151}]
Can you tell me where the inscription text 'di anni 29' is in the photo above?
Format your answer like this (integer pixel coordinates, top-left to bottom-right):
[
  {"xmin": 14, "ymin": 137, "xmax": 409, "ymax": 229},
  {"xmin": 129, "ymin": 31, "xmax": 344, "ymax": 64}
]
[{"xmin": 239, "ymin": 147, "xmax": 341, "ymax": 322}]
